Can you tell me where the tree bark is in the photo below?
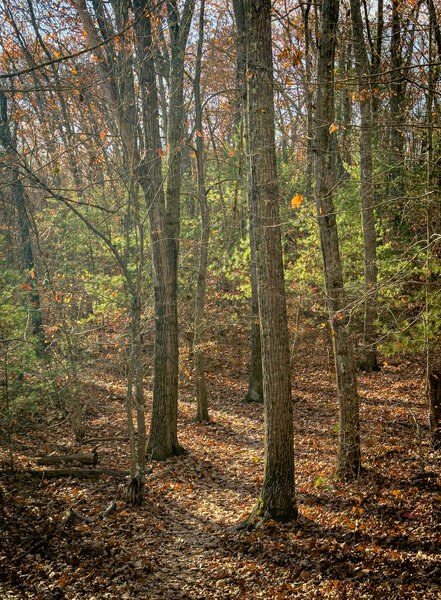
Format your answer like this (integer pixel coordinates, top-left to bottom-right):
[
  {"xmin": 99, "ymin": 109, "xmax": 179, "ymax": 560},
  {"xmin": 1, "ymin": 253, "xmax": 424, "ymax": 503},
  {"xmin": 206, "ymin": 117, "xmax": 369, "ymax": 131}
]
[
  {"xmin": 193, "ymin": 0, "xmax": 210, "ymax": 422},
  {"xmin": 232, "ymin": 0, "xmax": 264, "ymax": 404},
  {"xmin": 164, "ymin": 0, "xmax": 196, "ymax": 440},
  {"xmin": 389, "ymin": 0, "xmax": 404, "ymax": 196},
  {"xmin": 36, "ymin": 452, "xmax": 99, "ymax": 466},
  {"xmin": 27, "ymin": 469, "xmax": 131, "ymax": 479},
  {"xmin": 315, "ymin": 0, "xmax": 361, "ymax": 478},
  {"xmin": 132, "ymin": 0, "xmax": 184, "ymax": 460},
  {"xmin": 349, "ymin": 0, "xmax": 379, "ymax": 371},
  {"xmin": 429, "ymin": 371, "xmax": 441, "ymax": 449},
  {"xmin": 242, "ymin": 0, "xmax": 297, "ymax": 524}
]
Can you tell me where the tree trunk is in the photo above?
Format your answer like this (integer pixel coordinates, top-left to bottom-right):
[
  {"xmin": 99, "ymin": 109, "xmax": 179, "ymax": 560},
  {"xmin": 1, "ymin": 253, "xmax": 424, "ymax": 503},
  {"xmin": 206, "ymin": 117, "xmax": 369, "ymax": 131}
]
[
  {"xmin": 429, "ymin": 371, "xmax": 441, "ymax": 450},
  {"xmin": 133, "ymin": 0, "xmax": 184, "ymax": 460},
  {"xmin": 232, "ymin": 0, "xmax": 264, "ymax": 404},
  {"xmin": 371, "ymin": 0, "xmax": 383, "ymax": 120},
  {"xmin": 315, "ymin": 0, "xmax": 361, "ymax": 478},
  {"xmin": 389, "ymin": 0, "xmax": 404, "ymax": 198},
  {"xmin": 164, "ymin": 0, "xmax": 195, "ymax": 441},
  {"xmin": 349, "ymin": 0, "xmax": 379, "ymax": 371},
  {"xmin": 242, "ymin": 0, "xmax": 297, "ymax": 524},
  {"xmin": 193, "ymin": 0, "xmax": 210, "ymax": 423}
]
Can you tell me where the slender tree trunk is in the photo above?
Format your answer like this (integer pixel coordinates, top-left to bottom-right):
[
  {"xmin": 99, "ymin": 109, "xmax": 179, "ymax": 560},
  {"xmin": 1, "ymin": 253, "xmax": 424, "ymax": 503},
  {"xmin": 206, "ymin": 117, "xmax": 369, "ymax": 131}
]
[
  {"xmin": 233, "ymin": 0, "xmax": 264, "ymax": 404},
  {"xmin": 241, "ymin": 0, "xmax": 297, "ymax": 525},
  {"xmin": 300, "ymin": 0, "xmax": 315, "ymax": 202},
  {"xmin": 164, "ymin": 0, "xmax": 195, "ymax": 450},
  {"xmin": 389, "ymin": 0, "xmax": 404, "ymax": 200},
  {"xmin": 193, "ymin": 0, "xmax": 210, "ymax": 422},
  {"xmin": 371, "ymin": 0, "xmax": 383, "ymax": 120},
  {"xmin": 350, "ymin": 0, "xmax": 379, "ymax": 371},
  {"xmin": 315, "ymin": 0, "xmax": 361, "ymax": 478},
  {"xmin": 126, "ymin": 295, "xmax": 146, "ymax": 504},
  {"xmin": 425, "ymin": 8, "xmax": 440, "ymax": 449}
]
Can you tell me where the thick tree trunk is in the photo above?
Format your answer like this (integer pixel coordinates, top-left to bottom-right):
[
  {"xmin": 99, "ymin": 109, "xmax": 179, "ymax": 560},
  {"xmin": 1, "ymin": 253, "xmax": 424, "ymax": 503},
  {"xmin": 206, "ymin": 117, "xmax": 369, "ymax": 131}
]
[
  {"xmin": 242, "ymin": 0, "xmax": 297, "ymax": 524},
  {"xmin": 193, "ymin": 0, "xmax": 210, "ymax": 423},
  {"xmin": 350, "ymin": 0, "xmax": 379, "ymax": 372},
  {"xmin": 315, "ymin": 0, "xmax": 361, "ymax": 478}
]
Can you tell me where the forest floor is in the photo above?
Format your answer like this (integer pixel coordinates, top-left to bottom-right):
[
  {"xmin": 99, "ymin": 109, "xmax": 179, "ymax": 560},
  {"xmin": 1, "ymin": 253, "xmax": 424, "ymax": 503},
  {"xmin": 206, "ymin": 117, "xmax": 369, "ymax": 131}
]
[{"xmin": 1, "ymin": 320, "xmax": 441, "ymax": 599}]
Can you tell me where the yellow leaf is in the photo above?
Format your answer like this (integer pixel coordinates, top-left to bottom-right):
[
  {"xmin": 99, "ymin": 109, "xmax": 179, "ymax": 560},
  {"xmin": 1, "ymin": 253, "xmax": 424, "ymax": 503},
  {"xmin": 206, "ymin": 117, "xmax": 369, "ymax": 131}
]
[
  {"xmin": 291, "ymin": 194, "xmax": 303, "ymax": 208},
  {"xmin": 329, "ymin": 123, "xmax": 339, "ymax": 134}
]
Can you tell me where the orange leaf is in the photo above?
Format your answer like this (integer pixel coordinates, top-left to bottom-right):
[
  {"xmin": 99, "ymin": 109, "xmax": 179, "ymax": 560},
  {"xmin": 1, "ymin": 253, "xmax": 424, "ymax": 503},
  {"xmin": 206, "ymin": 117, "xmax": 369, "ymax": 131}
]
[
  {"xmin": 157, "ymin": 148, "xmax": 164, "ymax": 157},
  {"xmin": 100, "ymin": 131, "xmax": 106, "ymax": 140},
  {"xmin": 329, "ymin": 123, "xmax": 339, "ymax": 133},
  {"xmin": 30, "ymin": 269, "xmax": 35, "ymax": 279},
  {"xmin": 291, "ymin": 194, "xmax": 303, "ymax": 208},
  {"xmin": 196, "ymin": 130, "xmax": 203, "ymax": 138}
]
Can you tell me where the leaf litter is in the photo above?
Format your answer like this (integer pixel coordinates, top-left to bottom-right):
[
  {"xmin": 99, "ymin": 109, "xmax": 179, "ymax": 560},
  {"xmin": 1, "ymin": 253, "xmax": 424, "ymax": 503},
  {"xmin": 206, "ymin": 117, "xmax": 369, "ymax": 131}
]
[{"xmin": 1, "ymin": 321, "xmax": 440, "ymax": 599}]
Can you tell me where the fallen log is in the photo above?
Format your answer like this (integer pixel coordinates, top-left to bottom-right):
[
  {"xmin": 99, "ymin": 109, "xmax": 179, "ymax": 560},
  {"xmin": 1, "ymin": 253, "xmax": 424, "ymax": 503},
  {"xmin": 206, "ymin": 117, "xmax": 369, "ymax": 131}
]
[
  {"xmin": 36, "ymin": 452, "xmax": 99, "ymax": 466},
  {"xmin": 26, "ymin": 468, "xmax": 130, "ymax": 479}
]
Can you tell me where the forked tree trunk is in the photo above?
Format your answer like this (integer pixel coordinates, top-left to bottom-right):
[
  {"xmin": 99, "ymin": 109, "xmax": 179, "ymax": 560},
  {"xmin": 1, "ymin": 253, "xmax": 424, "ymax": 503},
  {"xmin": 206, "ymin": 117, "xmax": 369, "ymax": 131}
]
[
  {"xmin": 241, "ymin": 0, "xmax": 297, "ymax": 524},
  {"xmin": 349, "ymin": 0, "xmax": 379, "ymax": 372},
  {"xmin": 133, "ymin": 0, "xmax": 183, "ymax": 460},
  {"xmin": 315, "ymin": 0, "xmax": 361, "ymax": 478}
]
